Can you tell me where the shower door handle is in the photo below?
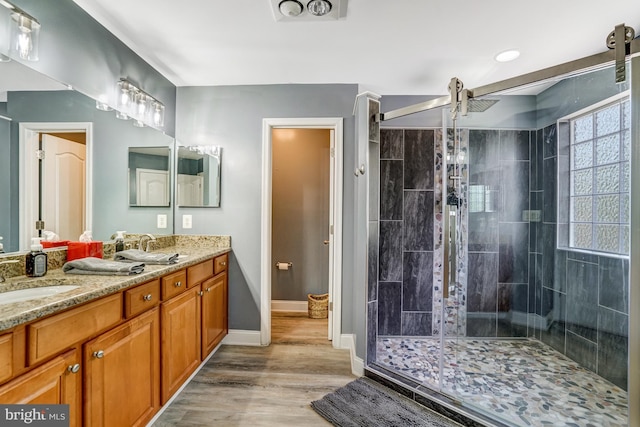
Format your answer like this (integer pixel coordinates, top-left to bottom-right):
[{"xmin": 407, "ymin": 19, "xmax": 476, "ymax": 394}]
[{"xmin": 443, "ymin": 205, "xmax": 457, "ymax": 299}]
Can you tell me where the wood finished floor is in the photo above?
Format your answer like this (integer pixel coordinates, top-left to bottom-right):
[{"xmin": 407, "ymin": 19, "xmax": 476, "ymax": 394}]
[{"xmin": 152, "ymin": 312, "xmax": 355, "ymax": 426}]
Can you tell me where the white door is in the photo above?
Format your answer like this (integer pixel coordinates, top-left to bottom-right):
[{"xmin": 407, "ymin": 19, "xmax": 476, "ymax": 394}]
[
  {"xmin": 177, "ymin": 174, "xmax": 204, "ymax": 206},
  {"xmin": 41, "ymin": 134, "xmax": 86, "ymax": 241},
  {"xmin": 136, "ymin": 169, "xmax": 169, "ymax": 206}
]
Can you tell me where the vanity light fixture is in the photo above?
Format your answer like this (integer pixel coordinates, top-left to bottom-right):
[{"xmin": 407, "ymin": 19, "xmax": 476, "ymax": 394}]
[
  {"xmin": 307, "ymin": 0, "xmax": 332, "ymax": 16},
  {"xmin": 0, "ymin": 0, "xmax": 40, "ymax": 61},
  {"xmin": 112, "ymin": 78, "xmax": 165, "ymax": 129}
]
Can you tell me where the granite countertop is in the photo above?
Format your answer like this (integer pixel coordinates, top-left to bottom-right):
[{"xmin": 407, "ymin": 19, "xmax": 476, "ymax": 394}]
[{"xmin": 0, "ymin": 244, "xmax": 231, "ymax": 332}]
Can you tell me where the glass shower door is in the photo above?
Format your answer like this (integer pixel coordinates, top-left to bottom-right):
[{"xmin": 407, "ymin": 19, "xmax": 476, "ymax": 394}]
[{"xmin": 438, "ymin": 64, "xmax": 632, "ymax": 426}]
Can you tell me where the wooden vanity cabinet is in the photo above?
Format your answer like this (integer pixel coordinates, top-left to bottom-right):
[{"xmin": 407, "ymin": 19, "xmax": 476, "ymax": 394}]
[
  {"xmin": 201, "ymin": 271, "xmax": 228, "ymax": 359},
  {"xmin": 160, "ymin": 284, "xmax": 202, "ymax": 404},
  {"xmin": 0, "ymin": 348, "xmax": 82, "ymax": 426},
  {"xmin": 0, "ymin": 252, "xmax": 229, "ymax": 422},
  {"xmin": 84, "ymin": 307, "xmax": 160, "ymax": 427}
]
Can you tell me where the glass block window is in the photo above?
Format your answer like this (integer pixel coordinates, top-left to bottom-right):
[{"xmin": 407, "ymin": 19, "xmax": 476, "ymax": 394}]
[{"xmin": 569, "ymin": 98, "xmax": 630, "ymax": 255}]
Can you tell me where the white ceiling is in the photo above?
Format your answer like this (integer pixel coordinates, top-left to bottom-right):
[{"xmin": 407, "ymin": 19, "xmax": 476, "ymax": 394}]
[{"xmin": 72, "ymin": 0, "xmax": 640, "ymax": 96}]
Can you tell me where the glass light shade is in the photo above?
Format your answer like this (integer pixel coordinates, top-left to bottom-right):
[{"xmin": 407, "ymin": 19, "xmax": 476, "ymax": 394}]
[
  {"xmin": 132, "ymin": 119, "xmax": 145, "ymax": 128},
  {"xmin": 134, "ymin": 92, "xmax": 150, "ymax": 120},
  {"xmin": 307, "ymin": 0, "xmax": 332, "ymax": 16},
  {"xmin": 152, "ymin": 102, "xmax": 165, "ymax": 128},
  {"xmin": 279, "ymin": 0, "xmax": 303, "ymax": 17},
  {"xmin": 116, "ymin": 80, "xmax": 133, "ymax": 113},
  {"xmin": 95, "ymin": 95, "xmax": 112, "ymax": 111},
  {"xmin": 10, "ymin": 12, "xmax": 40, "ymax": 61},
  {"xmin": 115, "ymin": 110, "xmax": 129, "ymax": 120}
]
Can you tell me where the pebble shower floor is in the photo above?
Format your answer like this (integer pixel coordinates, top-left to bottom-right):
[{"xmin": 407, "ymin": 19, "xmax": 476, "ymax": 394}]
[{"xmin": 377, "ymin": 338, "xmax": 628, "ymax": 426}]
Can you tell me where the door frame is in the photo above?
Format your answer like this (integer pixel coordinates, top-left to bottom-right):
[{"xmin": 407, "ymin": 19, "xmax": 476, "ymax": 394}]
[
  {"xmin": 260, "ymin": 117, "xmax": 344, "ymax": 347},
  {"xmin": 19, "ymin": 122, "xmax": 93, "ymax": 251}
]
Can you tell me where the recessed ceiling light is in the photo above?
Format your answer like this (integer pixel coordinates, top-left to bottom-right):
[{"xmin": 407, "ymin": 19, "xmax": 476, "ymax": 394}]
[
  {"xmin": 495, "ymin": 49, "xmax": 520, "ymax": 62},
  {"xmin": 279, "ymin": 0, "xmax": 303, "ymax": 17}
]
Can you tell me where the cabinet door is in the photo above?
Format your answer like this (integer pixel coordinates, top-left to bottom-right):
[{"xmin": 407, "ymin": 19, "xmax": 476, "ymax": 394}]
[
  {"xmin": 0, "ymin": 349, "xmax": 81, "ymax": 426},
  {"xmin": 201, "ymin": 272, "xmax": 228, "ymax": 359},
  {"xmin": 84, "ymin": 308, "xmax": 160, "ymax": 427},
  {"xmin": 161, "ymin": 285, "xmax": 201, "ymax": 404}
]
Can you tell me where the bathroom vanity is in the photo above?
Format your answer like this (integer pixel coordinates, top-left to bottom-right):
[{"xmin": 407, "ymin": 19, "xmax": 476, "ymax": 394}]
[{"xmin": 0, "ymin": 239, "xmax": 230, "ymax": 426}]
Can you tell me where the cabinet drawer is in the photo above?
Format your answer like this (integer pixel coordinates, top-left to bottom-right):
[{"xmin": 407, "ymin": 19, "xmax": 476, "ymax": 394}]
[
  {"xmin": 28, "ymin": 294, "xmax": 122, "ymax": 366},
  {"xmin": 0, "ymin": 333, "xmax": 13, "ymax": 383},
  {"xmin": 161, "ymin": 269, "xmax": 187, "ymax": 300},
  {"xmin": 214, "ymin": 254, "xmax": 228, "ymax": 275},
  {"xmin": 187, "ymin": 260, "xmax": 213, "ymax": 288},
  {"xmin": 124, "ymin": 279, "xmax": 160, "ymax": 319}
]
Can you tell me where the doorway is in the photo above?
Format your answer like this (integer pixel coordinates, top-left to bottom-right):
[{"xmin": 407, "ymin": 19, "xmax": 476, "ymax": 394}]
[
  {"xmin": 19, "ymin": 122, "xmax": 93, "ymax": 250},
  {"xmin": 261, "ymin": 118, "xmax": 343, "ymax": 347}
]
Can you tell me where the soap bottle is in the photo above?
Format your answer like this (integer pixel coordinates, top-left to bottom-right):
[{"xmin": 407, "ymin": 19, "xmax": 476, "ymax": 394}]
[
  {"xmin": 26, "ymin": 237, "xmax": 47, "ymax": 277},
  {"xmin": 115, "ymin": 231, "xmax": 126, "ymax": 253}
]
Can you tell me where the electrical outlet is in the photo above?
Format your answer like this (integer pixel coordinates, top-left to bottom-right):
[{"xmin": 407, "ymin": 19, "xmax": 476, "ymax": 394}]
[
  {"xmin": 157, "ymin": 214, "xmax": 167, "ymax": 229},
  {"xmin": 182, "ymin": 214, "xmax": 193, "ymax": 229}
]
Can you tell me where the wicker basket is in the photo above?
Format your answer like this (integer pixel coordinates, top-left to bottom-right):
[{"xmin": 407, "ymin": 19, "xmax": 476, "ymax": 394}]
[{"xmin": 307, "ymin": 293, "xmax": 329, "ymax": 319}]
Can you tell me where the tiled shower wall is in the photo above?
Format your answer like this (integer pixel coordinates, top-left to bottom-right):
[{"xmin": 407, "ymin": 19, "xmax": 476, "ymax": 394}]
[
  {"xmin": 370, "ymin": 125, "xmax": 629, "ymax": 390},
  {"xmin": 531, "ymin": 123, "xmax": 629, "ymax": 390},
  {"xmin": 377, "ymin": 129, "xmax": 436, "ymax": 337}
]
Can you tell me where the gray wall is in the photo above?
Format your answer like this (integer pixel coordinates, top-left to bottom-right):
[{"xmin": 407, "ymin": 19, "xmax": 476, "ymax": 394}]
[
  {"xmin": 175, "ymin": 84, "xmax": 357, "ymax": 331},
  {"xmin": 0, "ymin": 117, "xmax": 10, "ymax": 252},
  {"xmin": 6, "ymin": 90, "xmax": 174, "ymax": 246},
  {"xmin": 4, "ymin": 0, "xmax": 176, "ymax": 136}
]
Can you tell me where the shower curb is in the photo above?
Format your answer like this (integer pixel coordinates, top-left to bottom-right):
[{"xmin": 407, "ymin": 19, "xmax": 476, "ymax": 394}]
[{"xmin": 365, "ymin": 365, "xmax": 509, "ymax": 427}]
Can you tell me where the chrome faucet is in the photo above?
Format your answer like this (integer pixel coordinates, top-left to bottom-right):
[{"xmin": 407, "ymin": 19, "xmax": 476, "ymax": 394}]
[
  {"xmin": 138, "ymin": 234, "xmax": 156, "ymax": 252},
  {"xmin": 0, "ymin": 260, "xmax": 19, "ymax": 283}
]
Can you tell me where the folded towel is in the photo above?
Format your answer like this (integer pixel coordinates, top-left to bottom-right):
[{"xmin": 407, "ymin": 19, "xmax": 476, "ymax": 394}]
[
  {"xmin": 114, "ymin": 249, "xmax": 179, "ymax": 265},
  {"xmin": 63, "ymin": 257, "xmax": 145, "ymax": 275}
]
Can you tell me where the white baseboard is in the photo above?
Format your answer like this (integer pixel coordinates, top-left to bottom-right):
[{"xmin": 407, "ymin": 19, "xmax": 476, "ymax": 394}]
[
  {"xmin": 222, "ymin": 329, "xmax": 263, "ymax": 346},
  {"xmin": 271, "ymin": 300, "xmax": 308, "ymax": 312},
  {"xmin": 339, "ymin": 334, "xmax": 364, "ymax": 377}
]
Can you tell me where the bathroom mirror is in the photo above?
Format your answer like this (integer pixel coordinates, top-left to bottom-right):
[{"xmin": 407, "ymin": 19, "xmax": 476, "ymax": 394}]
[
  {"xmin": 128, "ymin": 147, "xmax": 171, "ymax": 207},
  {"xmin": 176, "ymin": 145, "xmax": 222, "ymax": 207},
  {"xmin": 0, "ymin": 60, "xmax": 175, "ymax": 254}
]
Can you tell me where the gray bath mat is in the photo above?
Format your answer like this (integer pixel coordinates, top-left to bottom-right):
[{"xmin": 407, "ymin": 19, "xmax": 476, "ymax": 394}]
[{"xmin": 311, "ymin": 377, "xmax": 460, "ymax": 426}]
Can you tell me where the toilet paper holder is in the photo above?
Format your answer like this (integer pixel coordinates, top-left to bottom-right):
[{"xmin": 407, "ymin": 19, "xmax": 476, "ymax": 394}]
[{"xmin": 275, "ymin": 261, "xmax": 293, "ymax": 269}]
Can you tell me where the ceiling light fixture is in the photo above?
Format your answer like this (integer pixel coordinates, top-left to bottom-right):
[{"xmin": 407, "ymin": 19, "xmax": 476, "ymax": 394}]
[
  {"xmin": 0, "ymin": 1, "xmax": 40, "ymax": 61},
  {"xmin": 495, "ymin": 49, "xmax": 520, "ymax": 63},
  {"xmin": 307, "ymin": 0, "xmax": 332, "ymax": 16},
  {"xmin": 279, "ymin": 0, "xmax": 303, "ymax": 17}
]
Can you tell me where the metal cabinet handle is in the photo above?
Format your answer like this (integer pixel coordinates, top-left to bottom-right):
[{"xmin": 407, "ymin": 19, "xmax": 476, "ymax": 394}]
[
  {"xmin": 93, "ymin": 350, "xmax": 104, "ymax": 359},
  {"xmin": 198, "ymin": 291, "xmax": 204, "ymax": 296},
  {"xmin": 143, "ymin": 294, "xmax": 153, "ymax": 301},
  {"xmin": 175, "ymin": 281, "xmax": 182, "ymax": 287},
  {"xmin": 220, "ymin": 261, "xmax": 226, "ymax": 266},
  {"xmin": 67, "ymin": 364, "xmax": 80, "ymax": 374},
  {"xmin": 206, "ymin": 287, "xmax": 211, "ymax": 292}
]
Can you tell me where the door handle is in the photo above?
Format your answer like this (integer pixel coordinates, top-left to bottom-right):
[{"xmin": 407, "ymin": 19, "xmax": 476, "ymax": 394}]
[
  {"xmin": 443, "ymin": 205, "xmax": 457, "ymax": 299},
  {"xmin": 323, "ymin": 240, "xmax": 330, "ymax": 245}
]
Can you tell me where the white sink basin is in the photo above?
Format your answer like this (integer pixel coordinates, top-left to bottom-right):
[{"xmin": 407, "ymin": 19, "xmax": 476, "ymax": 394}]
[{"xmin": 0, "ymin": 285, "xmax": 80, "ymax": 305}]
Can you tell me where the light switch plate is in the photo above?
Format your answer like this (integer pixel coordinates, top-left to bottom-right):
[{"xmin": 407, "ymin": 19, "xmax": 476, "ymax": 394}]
[
  {"xmin": 182, "ymin": 214, "xmax": 193, "ymax": 229},
  {"xmin": 157, "ymin": 214, "xmax": 167, "ymax": 229}
]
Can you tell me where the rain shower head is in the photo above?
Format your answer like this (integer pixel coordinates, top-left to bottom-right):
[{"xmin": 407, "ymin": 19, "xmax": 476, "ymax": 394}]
[{"xmin": 466, "ymin": 98, "xmax": 499, "ymax": 112}]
